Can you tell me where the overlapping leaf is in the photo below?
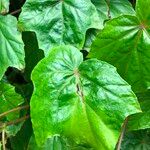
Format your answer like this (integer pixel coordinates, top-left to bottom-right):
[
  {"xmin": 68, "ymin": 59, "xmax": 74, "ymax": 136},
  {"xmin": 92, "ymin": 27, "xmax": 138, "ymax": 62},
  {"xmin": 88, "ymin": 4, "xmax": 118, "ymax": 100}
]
[
  {"xmin": 92, "ymin": 0, "xmax": 135, "ymax": 20},
  {"xmin": 31, "ymin": 45, "xmax": 140, "ymax": 150},
  {"xmin": 0, "ymin": 15, "xmax": 25, "ymax": 80},
  {"xmin": 28, "ymin": 135, "xmax": 92, "ymax": 150},
  {"xmin": 0, "ymin": 80, "xmax": 24, "ymax": 121},
  {"xmin": 83, "ymin": 0, "xmax": 135, "ymax": 51},
  {"xmin": 0, "ymin": 0, "xmax": 9, "ymax": 14},
  {"xmin": 121, "ymin": 129, "xmax": 150, "ymax": 149},
  {"xmin": 128, "ymin": 90, "xmax": 150, "ymax": 131},
  {"xmin": 18, "ymin": 0, "xmax": 101, "ymax": 55},
  {"xmin": 89, "ymin": 0, "xmax": 150, "ymax": 93}
]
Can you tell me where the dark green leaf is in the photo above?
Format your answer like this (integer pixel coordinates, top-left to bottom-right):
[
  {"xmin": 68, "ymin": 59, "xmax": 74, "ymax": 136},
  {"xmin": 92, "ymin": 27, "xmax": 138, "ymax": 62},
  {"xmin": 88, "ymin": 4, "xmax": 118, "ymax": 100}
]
[
  {"xmin": 121, "ymin": 129, "xmax": 150, "ymax": 150},
  {"xmin": 127, "ymin": 90, "xmax": 150, "ymax": 131},
  {"xmin": 10, "ymin": 119, "xmax": 32, "ymax": 150},
  {"xmin": 0, "ymin": 15, "xmax": 25, "ymax": 80},
  {"xmin": 28, "ymin": 135, "xmax": 93, "ymax": 150},
  {"xmin": 128, "ymin": 112, "xmax": 150, "ymax": 131},
  {"xmin": 31, "ymin": 45, "xmax": 140, "ymax": 150},
  {"xmin": 22, "ymin": 32, "xmax": 44, "ymax": 81}
]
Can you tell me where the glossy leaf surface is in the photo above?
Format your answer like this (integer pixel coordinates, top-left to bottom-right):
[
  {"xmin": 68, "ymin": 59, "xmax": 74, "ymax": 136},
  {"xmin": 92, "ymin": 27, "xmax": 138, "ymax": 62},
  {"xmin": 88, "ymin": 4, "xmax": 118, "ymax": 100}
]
[
  {"xmin": 90, "ymin": 13, "xmax": 150, "ymax": 92},
  {"xmin": 31, "ymin": 46, "xmax": 140, "ymax": 150},
  {"xmin": 18, "ymin": 0, "xmax": 101, "ymax": 55},
  {"xmin": 0, "ymin": 15, "xmax": 25, "ymax": 80}
]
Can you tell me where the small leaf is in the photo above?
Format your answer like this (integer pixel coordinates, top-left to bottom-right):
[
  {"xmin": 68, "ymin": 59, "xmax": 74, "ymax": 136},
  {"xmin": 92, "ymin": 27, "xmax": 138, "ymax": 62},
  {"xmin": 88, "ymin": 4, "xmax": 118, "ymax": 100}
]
[
  {"xmin": 18, "ymin": 0, "xmax": 101, "ymax": 55},
  {"xmin": 31, "ymin": 45, "xmax": 140, "ymax": 150},
  {"xmin": 0, "ymin": 0, "xmax": 9, "ymax": 14},
  {"xmin": 0, "ymin": 80, "xmax": 24, "ymax": 121},
  {"xmin": 0, "ymin": 15, "xmax": 25, "ymax": 80}
]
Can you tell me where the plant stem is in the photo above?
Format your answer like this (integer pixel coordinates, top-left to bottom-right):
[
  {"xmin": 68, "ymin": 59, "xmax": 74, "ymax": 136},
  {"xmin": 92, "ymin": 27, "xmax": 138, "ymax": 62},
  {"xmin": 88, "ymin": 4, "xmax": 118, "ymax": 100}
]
[
  {"xmin": 0, "ymin": 105, "xmax": 29, "ymax": 119},
  {"xmin": 5, "ymin": 115, "xmax": 30, "ymax": 127},
  {"xmin": 116, "ymin": 117, "xmax": 129, "ymax": 150},
  {"xmin": 2, "ymin": 129, "xmax": 6, "ymax": 150},
  {"xmin": 10, "ymin": 9, "xmax": 21, "ymax": 15}
]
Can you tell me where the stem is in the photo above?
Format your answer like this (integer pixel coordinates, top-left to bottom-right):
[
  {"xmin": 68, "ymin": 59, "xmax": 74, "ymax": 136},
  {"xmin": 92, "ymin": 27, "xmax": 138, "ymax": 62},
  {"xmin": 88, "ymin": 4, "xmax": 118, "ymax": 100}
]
[
  {"xmin": 0, "ymin": 105, "xmax": 29, "ymax": 119},
  {"xmin": 105, "ymin": 0, "xmax": 111, "ymax": 19},
  {"xmin": 2, "ymin": 129, "xmax": 6, "ymax": 150},
  {"xmin": 116, "ymin": 117, "xmax": 129, "ymax": 150},
  {"xmin": 10, "ymin": 9, "xmax": 21, "ymax": 15},
  {"xmin": 5, "ymin": 115, "xmax": 30, "ymax": 127}
]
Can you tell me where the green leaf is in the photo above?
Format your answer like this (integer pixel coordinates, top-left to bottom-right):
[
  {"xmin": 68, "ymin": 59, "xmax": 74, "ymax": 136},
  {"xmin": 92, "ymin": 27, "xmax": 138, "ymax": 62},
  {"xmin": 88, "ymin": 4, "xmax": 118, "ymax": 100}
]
[
  {"xmin": 0, "ymin": 0, "xmax": 9, "ymax": 14},
  {"xmin": 121, "ymin": 129, "xmax": 150, "ymax": 150},
  {"xmin": 18, "ymin": 0, "xmax": 101, "ymax": 55},
  {"xmin": 106, "ymin": 0, "xmax": 135, "ymax": 18},
  {"xmin": 0, "ymin": 15, "xmax": 25, "ymax": 80},
  {"xmin": 136, "ymin": 91, "xmax": 150, "ymax": 112},
  {"xmin": 28, "ymin": 135, "xmax": 93, "ymax": 150},
  {"xmin": 128, "ymin": 112, "xmax": 150, "ymax": 131},
  {"xmin": 31, "ymin": 45, "xmax": 140, "ymax": 150},
  {"xmin": 127, "ymin": 90, "xmax": 150, "ymax": 131},
  {"xmin": 91, "ymin": 0, "xmax": 108, "ymax": 25},
  {"xmin": 83, "ymin": 29, "xmax": 99, "ymax": 52},
  {"xmin": 0, "ymin": 80, "xmax": 24, "ymax": 121},
  {"xmin": 92, "ymin": 0, "xmax": 135, "ymax": 20},
  {"xmin": 136, "ymin": 0, "xmax": 150, "ymax": 26},
  {"xmin": 89, "ymin": 14, "xmax": 150, "ymax": 93},
  {"xmin": 10, "ymin": 119, "xmax": 32, "ymax": 150}
]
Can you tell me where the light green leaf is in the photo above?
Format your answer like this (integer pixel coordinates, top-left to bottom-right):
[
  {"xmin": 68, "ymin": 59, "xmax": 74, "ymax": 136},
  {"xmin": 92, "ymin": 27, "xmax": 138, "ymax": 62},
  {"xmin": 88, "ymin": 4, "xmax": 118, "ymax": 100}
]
[
  {"xmin": 0, "ymin": 15, "xmax": 25, "ymax": 80},
  {"xmin": 89, "ymin": 14, "xmax": 150, "ymax": 93},
  {"xmin": 0, "ymin": 80, "xmax": 25, "ymax": 136},
  {"xmin": 28, "ymin": 135, "xmax": 93, "ymax": 150},
  {"xmin": 31, "ymin": 45, "xmax": 140, "ymax": 150},
  {"xmin": 18, "ymin": 0, "xmax": 101, "ymax": 55},
  {"xmin": 0, "ymin": 0, "xmax": 9, "ymax": 14},
  {"xmin": 0, "ymin": 80, "xmax": 24, "ymax": 121}
]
